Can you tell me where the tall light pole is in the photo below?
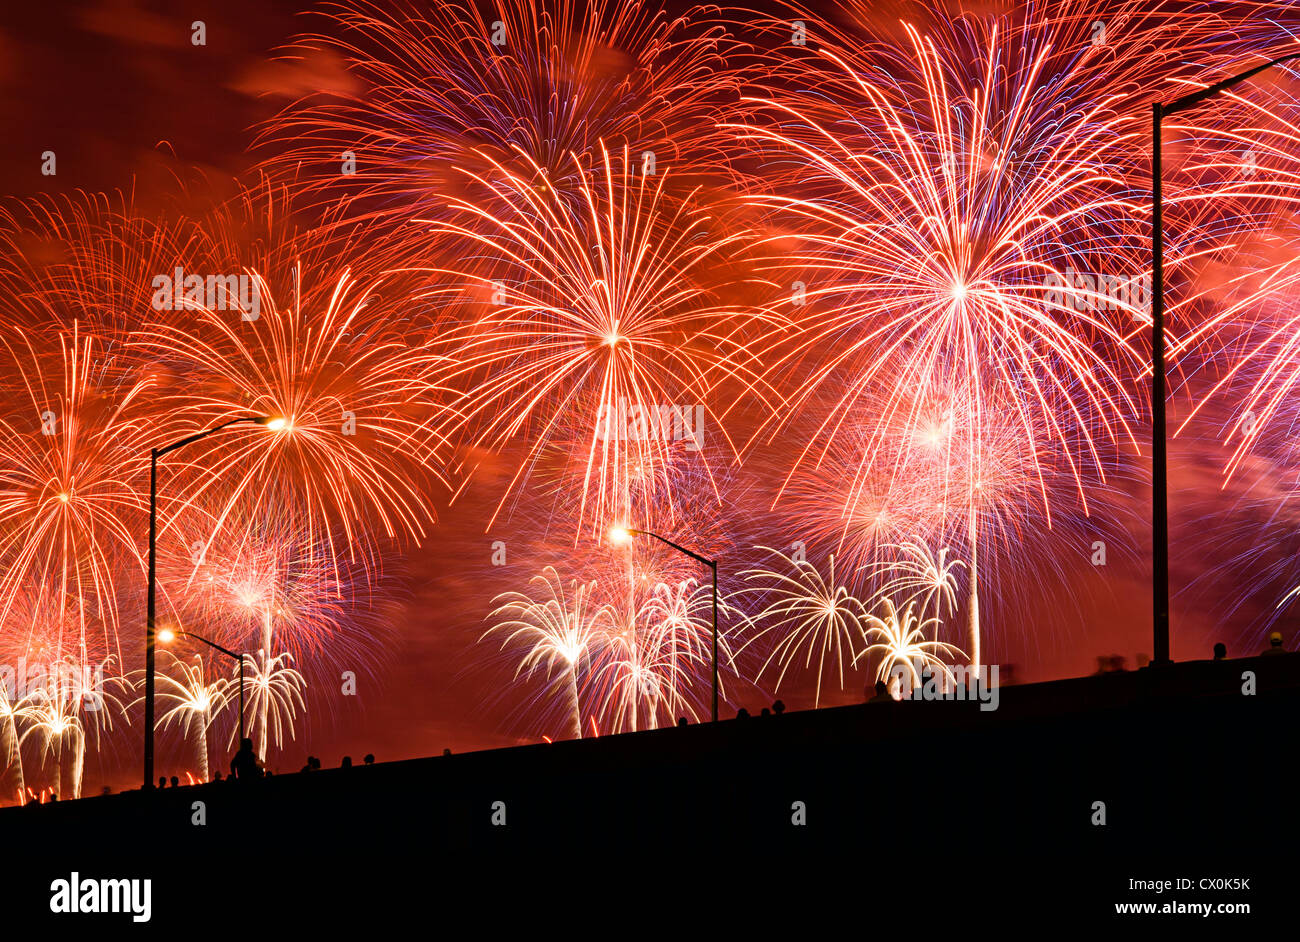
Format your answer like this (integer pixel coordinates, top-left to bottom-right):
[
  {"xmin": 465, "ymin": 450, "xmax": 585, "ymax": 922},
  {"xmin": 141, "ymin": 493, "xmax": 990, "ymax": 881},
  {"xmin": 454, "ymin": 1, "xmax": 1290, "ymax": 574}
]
[
  {"xmin": 144, "ymin": 414, "xmax": 285, "ymax": 790},
  {"xmin": 609, "ymin": 525, "xmax": 719, "ymax": 723},
  {"xmin": 158, "ymin": 627, "xmax": 249, "ymax": 748},
  {"xmin": 1151, "ymin": 51, "xmax": 1300, "ymax": 666}
]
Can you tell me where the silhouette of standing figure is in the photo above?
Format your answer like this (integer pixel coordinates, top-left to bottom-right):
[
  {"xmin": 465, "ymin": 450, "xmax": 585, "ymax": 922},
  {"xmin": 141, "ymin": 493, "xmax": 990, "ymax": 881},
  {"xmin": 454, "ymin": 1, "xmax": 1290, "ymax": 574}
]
[
  {"xmin": 231, "ymin": 737, "xmax": 262, "ymax": 780},
  {"xmin": 1261, "ymin": 631, "xmax": 1287, "ymax": 656}
]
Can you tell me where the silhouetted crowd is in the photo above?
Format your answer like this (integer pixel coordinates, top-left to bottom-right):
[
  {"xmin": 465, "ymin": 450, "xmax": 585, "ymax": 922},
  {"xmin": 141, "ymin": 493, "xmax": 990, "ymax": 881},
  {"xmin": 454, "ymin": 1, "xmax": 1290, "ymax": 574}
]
[{"xmin": 18, "ymin": 631, "xmax": 1294, "ymax": 806}]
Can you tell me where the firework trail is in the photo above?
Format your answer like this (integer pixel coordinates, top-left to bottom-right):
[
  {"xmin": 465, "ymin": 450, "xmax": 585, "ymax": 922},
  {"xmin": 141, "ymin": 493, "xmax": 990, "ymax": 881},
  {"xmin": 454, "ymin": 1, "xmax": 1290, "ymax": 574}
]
[
  {"xmin": 132, "ymin": 183, "xmax": 453, "ymax": 571},
  {"xmin": 727, "ymin": 4, "xmax": 1171, "ymax": 667},
  {"xmin": 485, "ymin": 566, "xmax": 607, "ymax": 740},
  {"xmin": 868, "ymin": 539, "xmax": 965, "ymax": 635},
  {"xmin": 234, "ymin": 650, "xmax": 307, "ymax": 762},
  {"xmin": 855, "ymin": 597, "xmax": 964, "ymax": 695},
  {"xmin": 15, "ymin": 655, "xmax": 126, "ymax": 800},
  {"xmin": 416, "ymin": 143, "xmax": 775, "ymax": 534},
  {"xmin": 138, "ymin": 651, "xmax": 232, "ymax": 782},
  {"xmin": 731, "ymin": 546, "xmax": 869, "ymax": 707},
  {"xmin": 0, "ymin": 321, "xmax": 163, "ymax": 665},
  {"xmin": 256, "ymin": 0, "xmax": 741, "ymax": 263},
  {"xmin": 156, "ymin": 498, "xmax": 376, "ymax": 762},
  {"xmin": 0, "ymin": 680, "xmax": 23, "ymax": 802}
]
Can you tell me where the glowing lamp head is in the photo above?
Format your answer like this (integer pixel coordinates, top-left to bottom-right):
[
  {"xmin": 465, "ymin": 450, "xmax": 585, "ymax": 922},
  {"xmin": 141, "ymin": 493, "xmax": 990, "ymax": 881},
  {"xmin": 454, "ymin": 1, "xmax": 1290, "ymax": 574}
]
[
  {"xmin": 260, "ymin": 416, "xmax": 288, "ymax": 432},
  {"xmin": 157, "ymin": 628, "xmax": 176, "ymax": 644},
  {"xmin": 608, "ymin": 525, "xmax": 632, "ymax": 545}
]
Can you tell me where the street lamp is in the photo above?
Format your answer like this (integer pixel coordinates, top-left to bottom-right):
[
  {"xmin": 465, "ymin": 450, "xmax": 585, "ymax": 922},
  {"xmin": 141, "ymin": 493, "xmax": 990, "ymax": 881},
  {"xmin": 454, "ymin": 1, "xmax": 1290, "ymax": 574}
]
[
  {"xmin": 1151, "ymin": 51, "xmax": 1300, "ymax": 666},
  {"xmin": 609, "ymin": 525, "xmax": 720, "ymax": 722},
  {"xmin": 144, "ymin": 414, "xmax": 285, "ymax": 790},
  {"xmin": 158, "ymin": 627, "xmax": 249, "ymax": 749}
]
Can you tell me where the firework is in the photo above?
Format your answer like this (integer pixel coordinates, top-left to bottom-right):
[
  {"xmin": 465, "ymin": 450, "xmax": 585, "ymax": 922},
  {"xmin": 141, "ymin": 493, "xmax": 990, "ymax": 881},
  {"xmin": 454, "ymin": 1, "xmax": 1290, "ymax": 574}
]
[
  {"xmin": 729, "ymin": 6, "xmax": 1161, "ymax": 668},
  {"xmin": 731, "ymin": 547, "xmax": 869, "ymax": 707},
  {"xmin": 0, "ymin": 680, "xmax": 23, "ymax": 802},
  {"xmin": 869, "ymin": 539, "xmax": 965, "ymax": 634},
  {"xmin": 633, "ymin": 575, "xmax": 729, "ymax": 721},
  {"xmin": 856, "ymin": 598, "xmax": 964, "ymax": 695},
  {"xmin": 143, "ymin": 651, "xmax": 232, "ymax": 782},
  {"xmin": 416, "ymin": 143, "xmax": 774, "ymax": 534},
  {"xmin": 156, "ymin": 498, "xmax": 376, "ymax": 762},
  {"xmin": 15, "ymin": 655, "xmax": 127, "ymax": 800},
  {"xmin": 0, "ymin": 190, "xmax": 199, "ymax": 341},
  {"xmin": 0, "ymin": 322, "xmax": 163, "ymax": 665},
  {"xmin": 132, "ymin": 183, "xmax": 452, "ymax": 571},
  {"xmin": 234, "ymin": 650, "xmax": 307, "ymax": 762},
  {"xmin": 256, "ymin": 0, "xmax": 741, "ymax": 263},
  {"xmin": 485, "ymin": 566, "xmax": 607, "ymax": 740}
]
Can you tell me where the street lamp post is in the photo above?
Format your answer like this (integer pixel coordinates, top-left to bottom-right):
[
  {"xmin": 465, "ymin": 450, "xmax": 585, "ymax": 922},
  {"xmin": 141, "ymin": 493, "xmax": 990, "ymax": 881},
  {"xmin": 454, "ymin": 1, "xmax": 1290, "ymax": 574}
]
[
  {"xmin": 1151, "ymin": 51, "xmax": 1300, "ymax": 666},
  {"xmin": 610, "ymin": 526, "xmax": 719, "ymax": 722},
  {"xmin": 144, "ymin": 415, "xmax": 284, "ymax": 790},
  {"xmin": 159, "ymin": 628, "xmax": 248, "ymax": 747}
]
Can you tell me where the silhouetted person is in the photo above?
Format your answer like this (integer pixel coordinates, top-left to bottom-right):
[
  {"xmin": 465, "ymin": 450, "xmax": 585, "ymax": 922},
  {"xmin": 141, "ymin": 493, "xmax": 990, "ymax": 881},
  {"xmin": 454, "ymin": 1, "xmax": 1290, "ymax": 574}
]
[
  {"xmin": 1108, "ymin": 654, "xmax": 1127, "ymax": 672},
  {"xmin": 772, "ymin": 700, "xmax": 786, "ymax": 715},
  {"xmin": 158, "ymin": 776, "xmax": 167, "ymax": 789},
  {"xmin": 170, "ymin": 775, "xmax": 180, "ymax": 788},
  {"xmin": 1094, "ymin": 655, "xmax": 1110, "ymax": 675},
  {"xmin": 49, "ymin": 793, "xmax": 57, "ymax": 802},
  {"xmin": 736, "ymin": 707, "xmax": 750, "ymax": 720},
  {"xmin": 231, "ymin": 737, "xmax": 262, "ymax": 780},
  {"xmin": 214, "ymin": 771, "xmax": 223, "ymax": 782},
  {"xmin": 677, "ymin": 717, "xmax": 689, "ymax": 727},
  {"xmin": 1262, "ymin": 631, "xmax": 1286, "ymax": 656},
  {"xmin": 443, "ymin": 748, "xmax": 452, "ymax": 757},
  {"xmin": 364, "ymin": 754, "xmax": 375, "ymax": 766},
  {"xmin": 1213, "ymin": 642, "xmax": 1227, "ymax": 660},
  {"xmin": 760, "ymin": 707, "xmax": 771, "ymax": 717},
  {"xmin": 868, "ymin": 680, "xmax": 893, "ymax": 703},
  {"xmin": 341, "ymin": 756, "xmax": 353, "ymax": 769}
]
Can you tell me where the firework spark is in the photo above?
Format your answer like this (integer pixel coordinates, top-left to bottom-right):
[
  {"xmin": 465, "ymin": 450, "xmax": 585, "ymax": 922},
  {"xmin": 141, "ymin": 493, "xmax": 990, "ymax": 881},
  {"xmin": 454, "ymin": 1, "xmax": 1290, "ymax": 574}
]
[{"xmin": 485, "ymin": 566, "xmax": 606, "ymax": 740}]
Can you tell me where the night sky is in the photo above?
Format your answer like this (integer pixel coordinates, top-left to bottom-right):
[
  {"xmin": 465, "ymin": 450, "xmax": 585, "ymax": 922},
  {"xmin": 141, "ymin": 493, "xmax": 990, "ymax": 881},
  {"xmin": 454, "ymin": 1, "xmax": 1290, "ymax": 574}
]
[{"xmin": 2, "ymin": 0, "xmax": 1299, "ymax": 798}]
